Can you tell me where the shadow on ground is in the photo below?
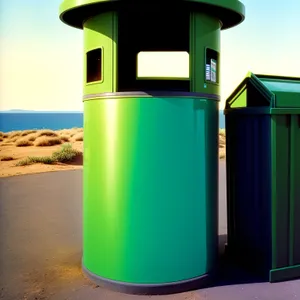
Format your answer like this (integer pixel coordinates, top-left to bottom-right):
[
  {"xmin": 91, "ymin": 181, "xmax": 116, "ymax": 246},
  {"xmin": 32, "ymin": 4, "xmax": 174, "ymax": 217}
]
[{"xmin": 214, "ymin": 234, "xmax": 267, "ymax": 287}]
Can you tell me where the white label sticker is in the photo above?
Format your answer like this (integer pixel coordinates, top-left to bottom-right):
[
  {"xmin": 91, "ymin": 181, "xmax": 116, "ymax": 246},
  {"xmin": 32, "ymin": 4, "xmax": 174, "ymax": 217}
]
[
  {"xmin": 210, "ymin": 59, "xmax": 217, "ymax": 83},
  {"xmin": 205, "ymin": 64, "xmax": 211, "ymax": 81}
]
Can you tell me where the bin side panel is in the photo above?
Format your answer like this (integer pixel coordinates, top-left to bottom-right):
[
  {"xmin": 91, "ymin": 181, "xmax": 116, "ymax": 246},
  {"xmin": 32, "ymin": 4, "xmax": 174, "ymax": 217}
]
[
  {"xmin": 226, "ymin": 113, "xmax": 272, "ymax": 271},
  {"xmin": 290, "ymin": 115, "xmax": 300, "ymax": 265},
  {"xmin": 271, "ymin": 115, "xmax": 290, "ymax": 269},
  {"xmin": 205, "ymin": 100, "xmax": 219, "ymax": 273},
  {"xmin": 83, "ymin": 96, "xmax": 217, "ymax": 284},
  {"xmin": 225, "ymin": 114, "xmax": 235, "ymax": 248}
]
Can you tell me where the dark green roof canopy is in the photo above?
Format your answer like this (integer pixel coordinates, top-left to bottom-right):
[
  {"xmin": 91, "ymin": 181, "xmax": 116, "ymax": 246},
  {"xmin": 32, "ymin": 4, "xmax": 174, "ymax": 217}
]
[{"xmin": 59, "ymin": 0, "xmax": 245, "ymax": 30}]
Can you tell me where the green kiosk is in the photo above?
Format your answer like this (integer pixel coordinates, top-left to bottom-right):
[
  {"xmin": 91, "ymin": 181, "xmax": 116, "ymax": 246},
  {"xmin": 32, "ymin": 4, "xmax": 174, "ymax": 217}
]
[{"xmin": 59, "ymin": 0, "xmax": 245, "ymax": 294}]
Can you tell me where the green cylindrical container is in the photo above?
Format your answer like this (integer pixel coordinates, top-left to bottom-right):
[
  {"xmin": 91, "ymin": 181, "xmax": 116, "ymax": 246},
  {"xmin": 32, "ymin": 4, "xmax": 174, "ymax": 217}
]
[{"xmin": 59, "ymin": 0, "xmax": 245, "ymax": 294}]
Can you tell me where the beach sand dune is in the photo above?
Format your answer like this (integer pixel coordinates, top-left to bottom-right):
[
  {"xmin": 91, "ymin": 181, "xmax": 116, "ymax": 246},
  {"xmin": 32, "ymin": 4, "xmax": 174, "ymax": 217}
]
[{"xmin": 0, "ymin": 128, "xmax": 83, "ymax": 178}]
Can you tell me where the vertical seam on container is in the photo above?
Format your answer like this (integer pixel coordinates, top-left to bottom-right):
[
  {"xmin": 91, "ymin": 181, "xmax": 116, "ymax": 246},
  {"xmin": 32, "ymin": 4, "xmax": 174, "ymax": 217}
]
[
  {"xmin": 289, "ymin": 115, "xmax": 294, "ymax": 266},
  {"xmin": 271, "ymin": 116, "xmax": 277, "ymax": 269}
]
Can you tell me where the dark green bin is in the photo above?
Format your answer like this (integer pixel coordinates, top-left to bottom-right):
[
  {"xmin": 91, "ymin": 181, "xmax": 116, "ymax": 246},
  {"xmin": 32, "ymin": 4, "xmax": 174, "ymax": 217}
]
[{"xmin": 224, "ymin": 72, "xmax": 300, "ymax": 282}]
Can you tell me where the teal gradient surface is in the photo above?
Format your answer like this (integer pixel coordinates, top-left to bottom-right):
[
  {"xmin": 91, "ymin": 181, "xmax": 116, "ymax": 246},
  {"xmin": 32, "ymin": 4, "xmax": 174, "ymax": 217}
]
[{"xmin": 83, "ymin": 96, "xmax": 219, "ymax": 284}]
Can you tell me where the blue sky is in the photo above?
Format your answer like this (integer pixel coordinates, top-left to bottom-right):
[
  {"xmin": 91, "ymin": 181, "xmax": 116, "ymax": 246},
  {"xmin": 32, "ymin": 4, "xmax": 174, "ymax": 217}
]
[{"xmin": 0, "ymin": 0, "xmax": 299, "ymax": 111}]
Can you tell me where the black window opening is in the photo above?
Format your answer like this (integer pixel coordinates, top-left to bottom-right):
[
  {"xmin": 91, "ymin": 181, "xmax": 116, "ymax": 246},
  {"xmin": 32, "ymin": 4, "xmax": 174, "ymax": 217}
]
[
  {"xmin": 117, "ymin": 8, "xmax": 190, "ymax": 92},
  {"xmin": 205, "ymin": 48, "xmax": 220, "ymax": 84},
  {"xmin": 86, "ymin": 48, "xmax": 102, "ymax": 83}
]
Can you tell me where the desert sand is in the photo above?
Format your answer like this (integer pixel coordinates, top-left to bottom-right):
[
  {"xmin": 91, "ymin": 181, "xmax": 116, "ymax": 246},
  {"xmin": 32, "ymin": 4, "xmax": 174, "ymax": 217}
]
[{"xmin": 0, "ymin": 128, "xmax": 226, "ymax": 178}]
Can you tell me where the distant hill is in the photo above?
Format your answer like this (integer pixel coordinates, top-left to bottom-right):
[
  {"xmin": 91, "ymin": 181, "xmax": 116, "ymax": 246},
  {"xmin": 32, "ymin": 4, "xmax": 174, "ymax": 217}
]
[{"xmin": 5, "ymin": 109, "xmax": 36, "ymax": 112}]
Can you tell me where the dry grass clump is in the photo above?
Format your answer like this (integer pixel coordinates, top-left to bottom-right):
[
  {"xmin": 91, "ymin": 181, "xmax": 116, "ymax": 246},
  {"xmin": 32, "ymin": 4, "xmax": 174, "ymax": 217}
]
[
  {"xmin": 0, "ymin": 156, "xmax": 14, "ymax": 161},
  {"xmin": 7, "ymin": 137, "xmax": 19, "ymax": 143},
  {"xmin": 20, "ymin": 130, "xmax": 37, "ymax": 137},
  {"xmin": 0, "ymin": 131, "xmax": 8, "ymax": 138},
  {"xmin": 8, "ymin": 131, "xmax": 22, "ymax": 139},
  {"xmin": 219, "ymin": 149, "xmax": 226, "ymax": 159},
  {"xmin": 60, "ymin": 135, "xmax": 70, "ymax": 142},
  {"xmin": 16, "ymin": 144, "xmax": 81, "ymax": 166},
  {"xmin": 56, "ymin": 128, "xmax": 82, "ymax": 138},
  {"xmin": 34, "ymin": 136, "xmax": 62, "ymax": 147},
  {"xmin": 26, "ymin": 133, "xmax": 37, "ymax": 142},
  {"xmin": 16, "ymin": 156, "xmax": 54, "ymax": 166},
  {"xmin": 35, "ymin": 129, "xmax": 58, "ymax": 138},
  {"xmin": 15, "ymin": 138, "xmax": 33, "ymax": 147},
  {"xmin": 51, "ymin": 143, "xmax": 81, "ymax": 163},
  {"xmin": 72, "ymin": 132, "xmax": 83, "ymax": 142},
  {"xmin": 219, "ymin": 129, "xmax": 226, "ymax": 149},
  {"xmin": 58, "ymin": 129, "xmax": 72, "ymax": 135}
]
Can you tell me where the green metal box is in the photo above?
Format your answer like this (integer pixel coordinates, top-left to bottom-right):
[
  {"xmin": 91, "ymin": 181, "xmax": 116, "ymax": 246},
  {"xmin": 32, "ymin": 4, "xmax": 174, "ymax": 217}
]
[{"xmin": 224, "ymin": 72, "xmax": 300, "ymax": 283}]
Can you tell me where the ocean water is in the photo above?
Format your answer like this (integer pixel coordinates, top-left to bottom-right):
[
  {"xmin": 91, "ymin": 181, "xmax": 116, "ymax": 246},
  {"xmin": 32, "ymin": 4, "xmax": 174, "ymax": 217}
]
[
  {"xmin": 0, "ymin": 111, "xmax": 225, "ymax": 132},
  {"xmin": 0, "ymin": 112, "xmax": 83, "ymax": 133}
]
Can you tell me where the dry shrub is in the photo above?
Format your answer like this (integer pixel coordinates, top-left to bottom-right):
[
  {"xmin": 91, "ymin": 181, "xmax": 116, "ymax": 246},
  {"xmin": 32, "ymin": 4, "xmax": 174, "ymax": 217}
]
[
  {"xmin": 16, "ymin": 138, "xmax": 33, "ymax": 147},
  {"xmin": 35, "ymin": 136, "xmax": 62, "ymax": 147},
  {"xmin": 219, "ymin": 136, "xmax": 226, "ymax": 148},
  {"xmin": 52, "ymin": 144, "xmax": 81, "ymax": 163},
  {"xmin": 219, "ymin": 128, "xmax": 225, "ymax": 136},
  {"xmin": 219, "ymin": 129, "xmax": 226, "ymax": 149},
  {"xmin": 16, "ymin": 144, "xmax": 80, "ymax": 166},
  {"xmin": 58, "ymin": 129, "xmax": 73, "ymax": 134},
  {"xmin": 60, "ymin": 135, "xmax": 70, "ymax": 142},
  {"xmin": 67, "ymin": 129, "xmax": 77, "ymax": 137},
  {"xmin": 0, "ymin": 156, "xmax": 14, "ymax": 161},
  {"xmin": 16, "ymin": 156, "xmax": 54, "ymax": 166},
  {"xmin": 26, "ymin": 133, "xmax": 37, "ymax": 142},
  {"xmin": 219, "ymin": 148, "xmax": 226, "ymax": 159},
  {"xmin": 21, "ymin": 130, "xmax": 37, "ymax": 136},
  {"xmin": 8, "ymin": 131, "xmax": 22, "ymax": 138},
  {"xmin": 36, "ymin": 129, "xmax": 58, "ymax": 138},
  {"xmin": 72, "ymin": 127, "xmax": 83, "ymax": 131},
  {"xmin": 0, "ymin": 137, "xmax": 3, "ymax": 142},
  {"xmin": 8, "ymin": 137, "xmax": 19, "ymax": 143},
  {"xmin": 73, "ymin": 132, "xmax": 83, "ymax": 142}
]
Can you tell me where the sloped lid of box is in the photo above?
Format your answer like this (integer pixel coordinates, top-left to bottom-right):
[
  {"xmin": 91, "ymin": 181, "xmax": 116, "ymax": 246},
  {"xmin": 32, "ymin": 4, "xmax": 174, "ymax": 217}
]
[{"xmin": 226, "ymin": 72, "xmax": 300, "ymax": 109}]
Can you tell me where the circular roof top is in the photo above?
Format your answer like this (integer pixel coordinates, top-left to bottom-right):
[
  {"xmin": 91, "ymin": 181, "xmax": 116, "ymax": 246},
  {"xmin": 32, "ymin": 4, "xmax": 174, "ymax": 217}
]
[{"xmin": 59, "ymin": 0, "xmax": 245, "ymax": 30}]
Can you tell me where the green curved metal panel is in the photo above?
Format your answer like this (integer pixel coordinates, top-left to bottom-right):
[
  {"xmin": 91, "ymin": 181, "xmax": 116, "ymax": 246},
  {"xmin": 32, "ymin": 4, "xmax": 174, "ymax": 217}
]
[
  {"xmin": 83, "ymin": 13, "xmax": 118, "ymax": 94},
  {"xmin": 83, "ymin": 96, "xmax": 219, "ymax": 283},
  {"xmin": 190, "ymin": 13, "xmax": 220, "ymax": 95}
]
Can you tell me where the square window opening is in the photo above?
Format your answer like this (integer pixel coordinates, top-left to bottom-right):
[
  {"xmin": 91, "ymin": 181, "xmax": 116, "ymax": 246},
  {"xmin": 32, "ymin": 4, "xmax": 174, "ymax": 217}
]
[{"xmin": 86, "ymin": 48, "xmax": 102, "ymax": 83}]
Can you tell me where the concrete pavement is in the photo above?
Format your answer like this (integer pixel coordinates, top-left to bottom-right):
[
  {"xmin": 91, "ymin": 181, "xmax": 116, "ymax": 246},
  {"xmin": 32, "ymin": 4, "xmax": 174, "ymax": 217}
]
[{"xmin": 0, "ymin": 161, "xmax": 299, "ymax": 300}]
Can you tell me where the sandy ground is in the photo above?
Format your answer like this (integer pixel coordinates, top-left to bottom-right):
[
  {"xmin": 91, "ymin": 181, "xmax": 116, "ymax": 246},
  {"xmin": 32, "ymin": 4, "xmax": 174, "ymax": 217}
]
[{"xmin": 0, "ymin": 141, "xmax": 83, "ymax": 178}]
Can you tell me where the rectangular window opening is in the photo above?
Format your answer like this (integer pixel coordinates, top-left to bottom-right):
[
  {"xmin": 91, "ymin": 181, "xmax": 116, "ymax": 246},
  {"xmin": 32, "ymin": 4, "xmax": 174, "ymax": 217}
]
[
  {"xmin": 86, "ymin": 48, "xmax": 102, "ymax": 83},
  {"xmin": 137, "ymin": 51, "xmax": 189, "ymax": 80}
]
